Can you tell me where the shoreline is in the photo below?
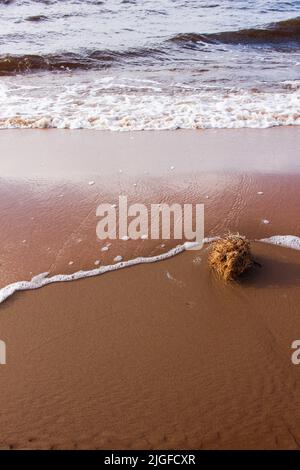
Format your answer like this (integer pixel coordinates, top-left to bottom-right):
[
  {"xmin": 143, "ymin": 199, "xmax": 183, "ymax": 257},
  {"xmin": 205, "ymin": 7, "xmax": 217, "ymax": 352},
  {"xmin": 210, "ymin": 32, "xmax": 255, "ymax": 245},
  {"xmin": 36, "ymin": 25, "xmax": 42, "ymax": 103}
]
[
  {"xmin": 0, "ymin": 127, "xmax": 299, "ymax": 291},
  {"xmin": 0, "ymin": 127, "xmax": 300, "ymax": 449},
  {"xmin": 1, "ymin": 127, "xmax": 300, "ymax": 177},
  {"xmin": 0, "ymin": 236, "xmax": 300, "ymax": 305}
]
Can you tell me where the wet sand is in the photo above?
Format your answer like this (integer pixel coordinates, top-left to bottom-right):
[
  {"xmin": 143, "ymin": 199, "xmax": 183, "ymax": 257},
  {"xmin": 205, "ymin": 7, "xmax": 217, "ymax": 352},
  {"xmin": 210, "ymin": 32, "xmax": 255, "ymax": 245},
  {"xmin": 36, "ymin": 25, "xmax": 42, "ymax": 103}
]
[
  {"xmin": 0, "ymin": 128, "xmax": 300, "ymax": 286},
  {"xmin": 0, "ymin": 243, "xmax": 300, "ymax": 450},
  {"xmin": 0, "ymin": 128, "xmax": 300, "ymax": 449}
]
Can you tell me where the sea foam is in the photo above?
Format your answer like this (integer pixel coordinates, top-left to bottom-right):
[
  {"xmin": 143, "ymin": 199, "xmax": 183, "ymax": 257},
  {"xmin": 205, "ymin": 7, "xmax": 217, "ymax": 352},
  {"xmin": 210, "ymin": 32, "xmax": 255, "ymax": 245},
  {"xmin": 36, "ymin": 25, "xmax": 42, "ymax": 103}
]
[
  {"xmin": 259, "ymin": 235, "xmax": 300, "ymax": 251},
  {"xmin": 0, "ymin": 76, "xmax": 299, "ymax": 131},
  {"xmin": 0, "ymin": 236, "xmax": 299, "ymax": 304}
]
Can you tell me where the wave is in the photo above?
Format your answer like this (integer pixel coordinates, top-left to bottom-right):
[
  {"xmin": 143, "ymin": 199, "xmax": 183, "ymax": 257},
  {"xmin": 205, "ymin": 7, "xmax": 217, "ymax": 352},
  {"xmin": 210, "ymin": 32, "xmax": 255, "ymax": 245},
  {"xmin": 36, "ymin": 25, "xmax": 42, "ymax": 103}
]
[
  {"xmin": 169, "ymin": 17, "xmax": 300, "ymax": 47},
  {"xmin": 1, "ymin": 83, "xmax": 299, "ymax": 130},
  {"xmin": 1, "ymin": 16, "xmax": 299, "ymax": 75},
  {"xmin": 0, "ymin": 236, "xmax": 299, "ymax": 304},
  {"xmin": 0, "ymin": 47, "xmax": 162, "ymax": 75}
]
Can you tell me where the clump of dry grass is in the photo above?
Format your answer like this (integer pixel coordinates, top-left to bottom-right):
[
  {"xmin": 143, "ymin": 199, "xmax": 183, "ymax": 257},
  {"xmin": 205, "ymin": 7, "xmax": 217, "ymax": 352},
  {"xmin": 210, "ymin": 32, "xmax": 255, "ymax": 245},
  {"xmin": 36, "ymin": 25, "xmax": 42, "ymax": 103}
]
[{"xmin": 208, "ymin": 234, "xmax": 253, "ymax": 281}]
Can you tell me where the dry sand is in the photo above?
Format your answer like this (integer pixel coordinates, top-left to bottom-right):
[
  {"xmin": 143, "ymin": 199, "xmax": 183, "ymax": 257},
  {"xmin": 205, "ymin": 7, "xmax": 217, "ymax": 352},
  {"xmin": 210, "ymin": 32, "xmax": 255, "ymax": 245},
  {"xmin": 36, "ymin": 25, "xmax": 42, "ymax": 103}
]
[{"xmin": 0, "ymin": 128, "xmax": 300, "ymax": 449}]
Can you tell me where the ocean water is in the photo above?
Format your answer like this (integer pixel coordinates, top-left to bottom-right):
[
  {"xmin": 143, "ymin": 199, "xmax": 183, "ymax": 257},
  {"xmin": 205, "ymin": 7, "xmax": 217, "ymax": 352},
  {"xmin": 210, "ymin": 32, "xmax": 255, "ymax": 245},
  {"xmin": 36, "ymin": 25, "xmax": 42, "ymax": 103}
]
[{"xmin": 0, "ymin": 0, "xmax": 299, "ymax": 130}]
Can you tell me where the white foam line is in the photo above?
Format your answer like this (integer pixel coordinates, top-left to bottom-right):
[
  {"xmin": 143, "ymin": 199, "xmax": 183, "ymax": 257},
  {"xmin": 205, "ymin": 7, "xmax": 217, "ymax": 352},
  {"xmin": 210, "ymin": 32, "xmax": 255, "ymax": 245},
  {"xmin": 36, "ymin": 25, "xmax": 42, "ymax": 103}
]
[
  {"xmin": 258, "ymin": 235, "xmax": 300, "ymax": 251},
  {"xmin": 0, "ymin": 236, "xmax": 299, "ymax": 304},
  {"xmin": 1, "ymin": 84, "xmax": 300, "ymax": 131},
  {"xmin": 0, "ymin": 243, "xmax": 193, "ymax": 304}
]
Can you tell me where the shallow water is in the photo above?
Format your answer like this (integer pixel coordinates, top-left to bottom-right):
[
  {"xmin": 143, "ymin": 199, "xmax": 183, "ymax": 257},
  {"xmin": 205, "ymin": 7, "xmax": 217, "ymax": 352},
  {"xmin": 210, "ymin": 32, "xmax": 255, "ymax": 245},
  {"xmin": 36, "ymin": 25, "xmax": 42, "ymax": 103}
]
[{"xmin": 0, "ymin": 1, "xmax": 299, "ymax": 129}]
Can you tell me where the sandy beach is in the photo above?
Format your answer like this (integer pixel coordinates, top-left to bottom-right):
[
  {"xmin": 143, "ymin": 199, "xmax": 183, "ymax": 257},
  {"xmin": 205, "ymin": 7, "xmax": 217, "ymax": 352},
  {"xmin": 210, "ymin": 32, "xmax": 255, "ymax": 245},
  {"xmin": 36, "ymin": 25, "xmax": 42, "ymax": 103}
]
[
  {"xmin": 0, "ymin": 128, "xmax": 300, "ymax": 449},
  {"xmin": 0, "ymin": 241, "xmax": 300, "ymax": 450},
  {"xmin": 0, "ymin": 127, "xmax": 300, "ymax": 286}
]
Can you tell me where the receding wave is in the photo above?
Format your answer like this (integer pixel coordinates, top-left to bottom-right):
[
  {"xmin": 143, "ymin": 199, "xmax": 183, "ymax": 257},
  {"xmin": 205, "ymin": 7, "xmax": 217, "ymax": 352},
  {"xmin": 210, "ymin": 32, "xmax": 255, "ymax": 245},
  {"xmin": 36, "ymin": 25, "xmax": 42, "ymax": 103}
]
[
  {"xmin": 169, "ymin": 17, "xmax": 300, "ymax": 47},
  {"xmin": 0, "ymin": 236, "xmax": 299, "ymax": 304}
]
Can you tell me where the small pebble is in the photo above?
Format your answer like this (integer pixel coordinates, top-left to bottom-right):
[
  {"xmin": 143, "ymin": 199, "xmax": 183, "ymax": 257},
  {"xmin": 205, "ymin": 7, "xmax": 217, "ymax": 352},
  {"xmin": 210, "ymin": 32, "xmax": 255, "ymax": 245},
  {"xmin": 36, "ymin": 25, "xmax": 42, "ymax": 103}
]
[
  {"xmin": 88, "ymin": 181, "xmax": 95, "ymax": 186},
  {"xmin": 114, "ymin": 255, "xmax": 123, "ymax": 262}
]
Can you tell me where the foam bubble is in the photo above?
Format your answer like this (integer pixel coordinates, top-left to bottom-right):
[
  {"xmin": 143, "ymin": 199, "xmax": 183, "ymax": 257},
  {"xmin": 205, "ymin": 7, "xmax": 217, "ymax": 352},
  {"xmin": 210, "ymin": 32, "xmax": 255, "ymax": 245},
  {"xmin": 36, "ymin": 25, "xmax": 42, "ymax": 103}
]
[
  {"xmin": 259, "ymin": 235, "xmax": 300, "ymax": 250},
  {"xmin": 0, "ymin": 76, "xmax": 299, "ymax": 131}
]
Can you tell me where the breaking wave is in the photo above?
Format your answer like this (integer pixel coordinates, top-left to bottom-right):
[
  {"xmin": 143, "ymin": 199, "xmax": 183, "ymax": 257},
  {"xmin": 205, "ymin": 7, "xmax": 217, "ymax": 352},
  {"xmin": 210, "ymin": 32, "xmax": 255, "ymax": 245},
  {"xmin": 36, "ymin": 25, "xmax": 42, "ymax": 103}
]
[{"xmin": 0, "ymin": 76, "xmax": 299, "ymax": 130}]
